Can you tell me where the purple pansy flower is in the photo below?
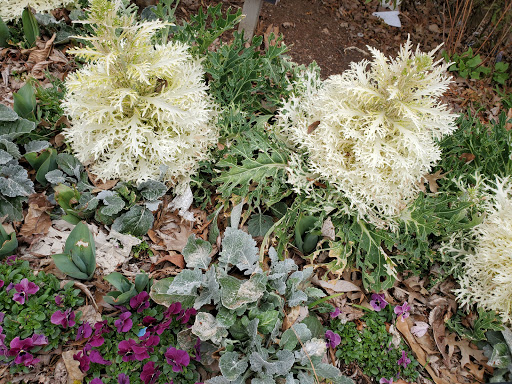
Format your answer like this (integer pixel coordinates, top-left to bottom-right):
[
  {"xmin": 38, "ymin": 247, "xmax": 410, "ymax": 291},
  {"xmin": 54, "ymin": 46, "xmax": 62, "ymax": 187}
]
[
  {"xmin": 76, "ymin": 322, "xmax": 93, "ymax": 341},
  {"xmin": 6, "ymin": 255, "xmax": 17, "ymax": 265},
  {"xmin": 12, "ymin": 278, "xmax": 39, "ymax": 305},
  {"xmin": 118, "ymin": 373, "xmax": 130, "ymax": 384},
  {"xmin": 141, "ymin": 361, "xmax": 161, "ymax": 384},
  {"xmin": 177, "ymin": 308, "xmax": 197, "ymax": 324},
  {"xmin": 0, "ymin": 280, "xmax": 4, "ymax": 288},
  {"xmin": 5, "ymin": 282, "xmax": 14, "ymax": 292},
  {"xmin": 397, "ymin": 350, "xmax": 411, "ymax": 368},
  {"xmin": 115, "ymin": 312, "xmax": 133, "ymax": 333},
  {"xmin": 130, "ymin": 291, "xmax": 150, "ymax": 313},
  {"xmin": 89, "ymin": 320, "xmax": 111, "ymax": 347},
  {"xmin": 379, "ymin": 378, "xmax": 393, "ymax": 384},
  {"xmin": 143, "ymin": 316, "xmax": 157, "ymax": 326},
  {"xmin": 325, "ymin": 330, "xmax": 341, "ymax": 348},
  {"xmin": 118, "ymin": 339, "xmax": 150, "ymax": 362},
  {"xmin": 51, "ymin": 308, "xmax": 76, "ymax": 328},
  {"xmin": 165, "ymin": 347, "xmax": 190, "ymax": 372},
  {"xmin": 55, "ymin": 295, "xmax": 63, "ymax": 306},
  {"xmin": 329, "ymin": 307, "xmax": 341, "ymax": 318},
  {"xmin": 90, "ymin": 350, "xmax": 112, "ymax": 365},
  {"xmin": 394, "ymin": 301, "xmax": 411, "ymax": 321},
  {"xmin": 370, "ymin": 293, "xmax": 388, "ymax": 311},
  {"xmin": 7, "ymin": 335, "xmax": 47, "ymax": 366},
  {"xmin": 163, "ymin": 302, "xmax": 182, "ymax": 318},
  {"xmin": 91, "ymin": 379, "xmax": 104, "ymax": 384},
  {"xmin": 73, "ymin": 350, "xmax": 90, "ymax": 373}
]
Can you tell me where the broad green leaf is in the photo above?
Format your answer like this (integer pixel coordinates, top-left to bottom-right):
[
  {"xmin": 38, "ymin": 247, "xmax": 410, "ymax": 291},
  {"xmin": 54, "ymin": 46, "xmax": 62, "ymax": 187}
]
[
  {"xmin": 0, "ymin": 164, "xmax": 34, "ymax": 197},
  {"xmin": 0, "ymin": 226, "xmax": 17, "ymax": 257},
  {"xmin": 182, "ymin": 235, "xmax": 212, "ymax": 269},
  {"xmin": 34, "ymin": 148, "xmax": 58, "ymax": 186},
  {"xmin": 21, "ymin": 8, "xmax": 40, "ymax": 47},
  {"xmin": 150, "ymin": 270, "xmax": 202, "ymax": 308},
  {"xmin": 52, "ymin": 254, "xmax": 89, "ymax": 280},
  {"xmin": 137, "ymin": 179, "xmax": 168, "ymax": 200},
  {"xmin": 150, "ymin": 277, "xmax": 195, "ymax": 308},
  {"xmin": 112, "ymin": 205, "xmax": 154, "ymax": 236},
  {"xmin": 219, "ymin": 227, "xmax": 258, "ymax": 275},
  {"xmin": 247, "ymin": 213, "xmax": 274, "ymax": 237},
  {"xmin": 24, "ymin": 140, "xmax": 50, "ymax": 154},
  {"xmin": 64, "ymin": 222, "xmax": 96, "ymax": 278},
  {"xmin": 45, "ymin": 169, "xmax": 66, "ymax": 184},
  {"xmin": 104, "ymin": 272, "xmax": 133, "ymax": 293},
  {"xmin": 134, "ymin": 273, "xmax": 149, "ymax": 293},
  {"xmin": 301, "ymin": 315, "xmax": 325, "ymax": 339},
  {"xmin": 13, "ymin": 82, "xmax": 36, "ymax": 118},
  {"xmin": 0, "ymin": 17, "xmax": 10, "ymax": 49},
  {"xmin": 248, "ymin": 308, "xmax": 280, "ymax": 334},
  {"xmin": 216, "ymin": 306, "xmax": 236, "ymax": 328},
  {"xmin": 194, "ymin": 266, "xmax": 220, "ymax": 309}
]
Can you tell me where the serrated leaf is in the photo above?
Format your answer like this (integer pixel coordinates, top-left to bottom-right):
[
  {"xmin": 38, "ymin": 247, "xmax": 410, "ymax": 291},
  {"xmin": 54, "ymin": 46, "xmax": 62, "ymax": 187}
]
[
  {"xmin": 101, "ymin": 193, "xmax": 125, "ymax": 216},
  {"xmin": 220, "ymin": 227, "xmax": 258, "ymax": 275},
  {"xmin": 45, "ymin": 169, "xmax": 66, "ymax": 184},
  {"xmin": 112, "ymin": 205, "xmax": 153, "ymax": 236},
  {"xmin": 281, "ymin": 323, "xmax": 312, "ymax": 350},
  {"xmin": 183, "ymin": 235, "xmax": 212, "ymax": 269},
  {"xmin": 219, "ymin": 351, "xmax": 248, "ymax": 381},
  {"xmin": 248, "ymin": 213, "xmax": 274, "ymax": 237},
  {"xmin": 0, "ymin": 149, "xmax": 12, "ymax": 165},
  {"xmin": 249, "ymin": 350, "xmax": 295, "ymax": 376},
  {"xmin": 192, "ymin": 312, "xmax": 228, "ymax": 345},
  {"xmin": 137, "ymin": 179, "xmax": 168, "ymax": 200},
  {"xmin": 0, "ymin": 164, "xmax": 34, "ymax": 197},
  {"xmin": 220, "ymin": 273, "xmax": 266, "ymax": 310},
  {"xmin": 24, "ymin": 140, "xmax": 50, "ymax": 154}
]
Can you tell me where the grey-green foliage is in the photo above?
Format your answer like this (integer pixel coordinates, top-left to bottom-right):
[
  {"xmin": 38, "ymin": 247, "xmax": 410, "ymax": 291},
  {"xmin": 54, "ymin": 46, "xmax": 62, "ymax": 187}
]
[
  {"xmin": 480, "ymin": 328, "xmax": 512, "ymax": 382},
  {"xmin": 151, "ymin": 216, "xmax": 352, "ymax": 383},
  {"xmin": 44, "ymin": 152, "xmax": 166, "ymax": 236},
  {"xmin": 0, "ymin": 104, "xmax": 35, "ymax": 221}
]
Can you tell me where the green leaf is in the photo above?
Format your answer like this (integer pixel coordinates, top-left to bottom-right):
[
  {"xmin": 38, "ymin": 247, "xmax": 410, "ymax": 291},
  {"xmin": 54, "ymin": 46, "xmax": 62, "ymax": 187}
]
[
  {"xmin": 294, "ymin": 215, "xmax": 319, "ymax": 254},
  {"xmin": 0, "ymin": 16, "xmax": 10, "ymax": 48},
  {"xmin": 301, "ymin": 315, "xmax": 325, "ymax": 339},
  {"xmin": 45, "ymin": 169, "xmax": 66, "ymax": 184},
  {"xmin": 219, "ymin": 273, "xmax": 265, "ymax": 309},
  {"xmin": 191, "ymin": 312, "xmax": 228, "ymax": 345},
  {"xmin": 21, "ymin": 8, "xmax": 40, "ymax": 47},
  {"xmin": 100, "ymin": 193, "xmax": 125, "ymax": 216},
  {"xmin": 64, "ymin": 222, "xmax": 96, "ymax": 278},
  {"xmin": 51, "ymin": 254, "xmax": 89, "ymax": 280},
  {"xmin": 35, "ymin": 148, "xmax": 58, "ymax": 186},
  {"xmin": 0, "ymin": 116, "xmax": 35, "ymax": 139},
  {"xmin": 280, "ymin": 323, "xmax": 312, "ymax": 350},
  {"xmin": 249, "ymin": 350, "xmax": 295, "ymax": 376},
  {"xmin": 247, "ymin": 213, "xmax": 274, "ymax": 237},
  {"xmin": 182, "ymin": 235, "xmax": 212, "ymax": 269},
  {"xmin": 219, "ymin": 227, "xmax": 258, "ymax": 274},
  {"xmin": 56, "ymin": 153, "xmax": 82, "ymax": 177},
  {"xmin": 0, "ymin": 195, "xmax": 24, "ymax": 221},
  {"xmin": 0, "ymin": 225, "xmax": 17, "ymax": 257},
  {"xmin": 137, "ymin": 179, "xmax": 168, "ymax": 200},
  {"xmin": 0, "ymin": 104, "xmax": 18, "ymax": 122},
  {"xmin": 134, "ymin": 273, "xmax": 149, "ymax": 293},
  {"xmin": 112, "ymin": 205, "xmax": 154, "ymax": 236},
  {"xmin": 248, "ymin": 308, "xmax": 280, "ymax": 334},
  {"xmin": 104, "ymin": 272, "xmax": 133, "ymax": 293},
  {"xmin": 219, "ymin": 351, "xmax": 248, "ymax": 381},
  {"xmin": 0, "ymin": 164, "xmax": 35, "ymax": 197},
  {"xmin": 13, "ymin": 82, "xmax": 37, "ymax": 119}
]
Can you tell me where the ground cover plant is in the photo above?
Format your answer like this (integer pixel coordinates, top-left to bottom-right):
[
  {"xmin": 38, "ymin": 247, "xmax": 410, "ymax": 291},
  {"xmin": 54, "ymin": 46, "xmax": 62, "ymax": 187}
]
[{"xmin": 0, "ymin": 0, "xmax": 511, "ymax": 383}]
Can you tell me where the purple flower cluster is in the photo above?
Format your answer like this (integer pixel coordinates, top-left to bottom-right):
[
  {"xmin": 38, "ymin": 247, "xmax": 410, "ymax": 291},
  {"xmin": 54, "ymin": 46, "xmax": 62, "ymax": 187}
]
[
  {"xmin": 5, "ymin": 334, "xmax": 48, "ymax": 367},
  {"xmin": 12, "ymin": 278, "xmax": 39, "ymax": 305},
  {"xmin": 325, "ymin": 330, "xmax": 341, "ymax": 348}
]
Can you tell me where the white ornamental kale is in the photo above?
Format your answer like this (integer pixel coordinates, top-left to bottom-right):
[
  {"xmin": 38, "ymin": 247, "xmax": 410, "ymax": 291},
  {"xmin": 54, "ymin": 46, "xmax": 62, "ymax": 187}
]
[
  {"xmin": 446, "ymin": 177, "xmax": 512, "ymax": 324},
  {"xmin": 276, "ymin": 38, "xmax": 457, "ymax": 227},
  {"xmin": 63, "ymin": 0, "xmax": 218, "ymax": 188},
  {"xmin": 0, "ymin": 0, "xmax": 76, "ymax": 22}
]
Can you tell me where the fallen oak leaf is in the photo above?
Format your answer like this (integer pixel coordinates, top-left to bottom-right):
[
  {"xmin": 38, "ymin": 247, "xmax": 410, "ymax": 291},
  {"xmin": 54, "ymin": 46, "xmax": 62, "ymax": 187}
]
[
  {"xmin": 61, "ymin": 350, "xmax": 85, "ymax": 383},
  {"xmin": 155, "ymin": 251, "xmax": 185, "ymax": 269}
]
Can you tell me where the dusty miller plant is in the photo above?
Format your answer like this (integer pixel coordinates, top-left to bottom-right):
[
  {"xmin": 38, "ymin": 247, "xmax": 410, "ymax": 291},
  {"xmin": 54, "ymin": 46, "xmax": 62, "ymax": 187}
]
[
  {"xmin": 150, "ymin": 204, "xmax": 353, "ymax": 384},
  {"xmin": 63, "ymin": 0, "xmax": 218, "ymax": 190}
]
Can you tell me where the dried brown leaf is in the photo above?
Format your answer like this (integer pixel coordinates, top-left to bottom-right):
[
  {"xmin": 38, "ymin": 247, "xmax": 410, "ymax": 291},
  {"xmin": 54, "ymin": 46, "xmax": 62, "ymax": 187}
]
[
  {"xmin": 155, "ymin": 251, "xmax": 185, "ymax": 269},
  {"xmin": 19, "ymin": 193, "xmax": 53, "ymax": 243},
  {"xmin": 27, "ymin": 34, "xmax": 56, "ymax": 64},
  {"xmin": 62, "ymin": 350, "xmax": 85, "ymax": 383}
]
